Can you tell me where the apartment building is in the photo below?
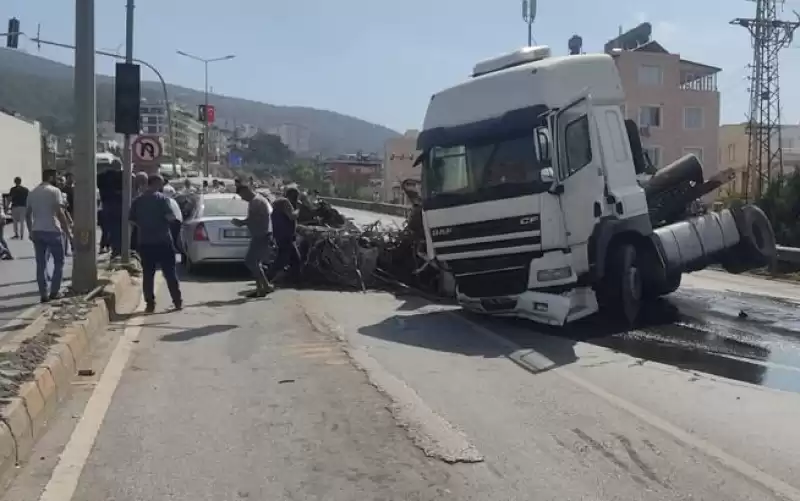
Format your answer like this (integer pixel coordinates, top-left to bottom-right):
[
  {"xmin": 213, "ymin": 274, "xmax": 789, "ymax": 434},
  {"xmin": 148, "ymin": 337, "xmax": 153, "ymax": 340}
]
[
  {"xmin": 718, "ymin": 123, "xmax": 800, "ymax": 198},
  {"xmin": 607, "ymin": 24, "xmax": 721, "ymax": 178},
  {"xmin": 139, "ymin": 101, "xmax": 203, "ymax": 161},
  {"xmin": 268, "ymin": 123, "xmax": 311, "ymax": 155},
  {"xmin": 382, "ymin": 130, "xmax": 420, "ymax": 204}
]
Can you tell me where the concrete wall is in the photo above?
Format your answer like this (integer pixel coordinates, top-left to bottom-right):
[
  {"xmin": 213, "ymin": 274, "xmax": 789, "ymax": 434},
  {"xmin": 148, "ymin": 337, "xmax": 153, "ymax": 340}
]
[{"xmin": 0, "ymin": 112, "xmax": 43, "ymax": 190}]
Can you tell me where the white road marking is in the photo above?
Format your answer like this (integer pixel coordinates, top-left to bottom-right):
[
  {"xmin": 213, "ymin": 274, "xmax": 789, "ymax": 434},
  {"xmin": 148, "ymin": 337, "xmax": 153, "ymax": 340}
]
[
  {"xmin": 37, "ymin": 279, "xmax": 161, "ymax": 501},
  {"xmin": 444, "ymin": 309, "xmax": 800, "ymax": 501}
]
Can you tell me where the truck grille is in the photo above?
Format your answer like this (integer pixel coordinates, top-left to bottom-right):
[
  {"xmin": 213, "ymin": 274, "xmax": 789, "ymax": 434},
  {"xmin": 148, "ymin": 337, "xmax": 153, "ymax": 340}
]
[{"xmin": 449, "ymin": 253, "xmax": 538, "ymax": 298}]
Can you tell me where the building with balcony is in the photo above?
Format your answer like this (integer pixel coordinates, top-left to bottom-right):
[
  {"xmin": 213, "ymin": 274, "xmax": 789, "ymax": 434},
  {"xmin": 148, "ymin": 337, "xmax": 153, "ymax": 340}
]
[
  {"xmin": 139, "ymin": 101, "xmax": 203, "ymax": 161},
  {"xmin": 607, "ymin": 24, "xmax": 720, "ymax": 179},
  {"xmin": 717, "ymin": 123, "xmax": 800, "ymax": 199},
  {"xmin": 382, "ymin": 130, "xmax": 420, "ymax": 204}
]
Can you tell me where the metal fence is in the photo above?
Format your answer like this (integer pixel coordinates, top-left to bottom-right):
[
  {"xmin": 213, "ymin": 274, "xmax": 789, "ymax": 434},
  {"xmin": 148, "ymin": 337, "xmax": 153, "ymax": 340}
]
[{"xmin": 327, "ymin": 197, "xmax": 800, "ymax": 266}]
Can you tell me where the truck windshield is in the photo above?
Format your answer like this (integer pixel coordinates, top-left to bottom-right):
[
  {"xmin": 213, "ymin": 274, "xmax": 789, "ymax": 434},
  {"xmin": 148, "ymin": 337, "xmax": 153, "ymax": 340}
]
[{"xmin": 422, "ymin": 135, "xmax": 548, "ymax": 209}]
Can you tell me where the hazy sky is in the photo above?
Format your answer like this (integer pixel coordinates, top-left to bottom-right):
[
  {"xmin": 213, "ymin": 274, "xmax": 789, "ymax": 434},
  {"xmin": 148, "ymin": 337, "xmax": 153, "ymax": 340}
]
[{"xmin": 4, "ymin": 0, "xmax": 800, "ymax": 132}]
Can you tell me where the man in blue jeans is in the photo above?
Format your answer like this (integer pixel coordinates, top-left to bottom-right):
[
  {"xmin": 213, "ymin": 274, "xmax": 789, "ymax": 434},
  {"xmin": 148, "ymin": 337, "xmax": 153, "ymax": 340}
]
[
  {"xmin": 26, "ymin": 169, "xmax": 73, "ymax": 302},
  {"xmin": 129, "ymin": 175, "xmax": 183, "ymax": 313}
]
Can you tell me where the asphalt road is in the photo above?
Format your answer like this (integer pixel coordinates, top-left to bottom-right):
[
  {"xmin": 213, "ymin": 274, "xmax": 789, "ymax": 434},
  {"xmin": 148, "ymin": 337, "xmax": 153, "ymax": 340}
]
[
  {"xmin": 3, "ymin": 206, "xmax": 800, "ymax": 500},
  {"xmin": 336, "ymin": 206, "xmax": 800, "ymax": 395},
  {"xmin": 0, "ymin": 236, "xmax": 73, "ymax": 341}
]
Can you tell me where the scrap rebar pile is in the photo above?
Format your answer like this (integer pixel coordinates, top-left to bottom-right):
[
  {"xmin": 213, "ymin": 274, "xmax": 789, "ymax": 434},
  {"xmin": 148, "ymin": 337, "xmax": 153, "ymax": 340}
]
[{"xmin": 293, "ymin": 202, "xmax": 442, "ymax": 294}]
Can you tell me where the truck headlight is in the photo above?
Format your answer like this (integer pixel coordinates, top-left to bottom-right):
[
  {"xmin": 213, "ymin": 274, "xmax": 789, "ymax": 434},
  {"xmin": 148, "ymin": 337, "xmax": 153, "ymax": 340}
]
[{"xmin": 537, "ymin": 266, "xmax": 572, "ymax": 282}]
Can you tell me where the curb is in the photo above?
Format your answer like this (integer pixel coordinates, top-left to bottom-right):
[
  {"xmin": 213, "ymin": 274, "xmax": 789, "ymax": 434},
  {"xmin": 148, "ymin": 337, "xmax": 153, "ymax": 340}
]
[{"xmin": 0, "ymin": 270, "xmax": 139, "ymax": 490}]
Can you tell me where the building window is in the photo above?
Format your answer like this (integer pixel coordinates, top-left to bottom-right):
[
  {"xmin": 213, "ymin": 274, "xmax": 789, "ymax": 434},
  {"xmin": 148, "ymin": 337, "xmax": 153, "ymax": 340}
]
[
  {"xmin": 684, "ymin": 147, "xmax": 704, "ymax": 161},
  {"xmin": 642, "ymin": 146, "xmax": 662, "ymax": 169},
  {"xmin": 639, "ymin": 106, "xmax": 662, "ymax": 128},
  {"xmin": 638, "ymin": 65, "xmax": 663, "ymax": 85},
  {"xmin": 146, "ymin": 126, "xmax": 158, "ymax": 134},
  {"xmin": 727, "ymin": 144, "xmax": 736, "ymax": 162},
  {"xmin": 784, "ymin": 138, "xmax": 794, "ymax": 149},
  {"xmin": 563, "ymin": 115, "xmax": 593, "ymax": 177},
  {"xmin": 684, "ymin": 107, "xmax": 703, "ymax": 129}
]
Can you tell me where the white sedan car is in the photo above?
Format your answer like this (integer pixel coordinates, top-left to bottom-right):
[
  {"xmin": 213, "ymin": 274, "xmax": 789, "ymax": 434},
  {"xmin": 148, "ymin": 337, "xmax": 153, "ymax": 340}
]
[{"xmin": 179, "ymin": 193, "xmax": 251, "ymax": 272}]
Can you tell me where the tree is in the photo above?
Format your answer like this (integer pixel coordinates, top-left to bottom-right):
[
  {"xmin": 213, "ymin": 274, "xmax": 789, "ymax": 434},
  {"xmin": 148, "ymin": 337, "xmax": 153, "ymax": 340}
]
[
  {"xmin": 756, "ymin": 170, "xmax": 800, "ymax": 247},
  {"xmin": 233, "ymin": 132, "xmax": 293, "ymax": 167}
]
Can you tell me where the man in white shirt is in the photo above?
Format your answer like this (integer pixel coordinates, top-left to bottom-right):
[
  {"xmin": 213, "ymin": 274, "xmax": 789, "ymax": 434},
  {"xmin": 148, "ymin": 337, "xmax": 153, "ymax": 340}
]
[{"xmin": 26, "ymin": 169, "xmax": 73, "ymax": 302}]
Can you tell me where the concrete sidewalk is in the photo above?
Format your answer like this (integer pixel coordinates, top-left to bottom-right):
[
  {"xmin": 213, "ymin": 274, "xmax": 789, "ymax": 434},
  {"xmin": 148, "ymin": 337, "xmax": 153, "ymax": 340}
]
[{"xmin": 0, "ymin": 237, "xmax": 73, "ymax": 340}]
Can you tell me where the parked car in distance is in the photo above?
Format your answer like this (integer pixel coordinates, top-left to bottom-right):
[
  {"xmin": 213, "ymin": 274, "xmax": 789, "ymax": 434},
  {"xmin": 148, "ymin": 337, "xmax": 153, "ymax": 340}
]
[{"xmin": 179, "ymin": 193, "xmax": 251, "ymax": 272}]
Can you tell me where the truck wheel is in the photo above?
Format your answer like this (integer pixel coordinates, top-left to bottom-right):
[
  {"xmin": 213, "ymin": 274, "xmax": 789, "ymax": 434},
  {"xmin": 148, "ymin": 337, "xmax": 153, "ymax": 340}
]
[
  {"xmin": 658, "ymin": 272, "xmax": 682, "ymax": 296},
  {"xmin": 606, "ymin": 243, "xmax": 642, "ymax": 327}
]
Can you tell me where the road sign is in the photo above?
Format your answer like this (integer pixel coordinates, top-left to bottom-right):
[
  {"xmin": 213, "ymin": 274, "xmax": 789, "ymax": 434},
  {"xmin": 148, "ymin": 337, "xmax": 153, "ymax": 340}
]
[{"xmin": 132, "ymin": 135, "xmax": 162, "ymax": 163}]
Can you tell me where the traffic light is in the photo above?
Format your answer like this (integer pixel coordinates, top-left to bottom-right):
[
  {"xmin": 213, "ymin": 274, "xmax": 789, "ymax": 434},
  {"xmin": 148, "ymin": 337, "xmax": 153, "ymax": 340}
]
[
  {"xmin": 6, "ymin": 18, "xmax": 20, "ymax": 49},
  {"xmin": 197, "ymin": 105, "xmax": 215, "ymax": 124},
  {"xmin": 114, "ymin": 63, "xmax": 141, "ymax": 135},
  {"xmin": 198, "ymin": 132, "xmax": 205, "ymax": 147}
]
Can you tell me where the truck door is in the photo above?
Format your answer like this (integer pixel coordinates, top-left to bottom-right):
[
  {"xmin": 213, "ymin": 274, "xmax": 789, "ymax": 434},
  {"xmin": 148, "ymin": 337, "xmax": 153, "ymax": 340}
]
[{"xmin": 552, "ymin": 95, "xmax": 605, "ymax": 266}]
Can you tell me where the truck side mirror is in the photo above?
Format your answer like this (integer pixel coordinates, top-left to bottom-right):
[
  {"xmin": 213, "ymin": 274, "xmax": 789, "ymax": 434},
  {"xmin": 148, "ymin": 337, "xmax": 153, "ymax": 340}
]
[
  {"xmin": 539, "ymin": 167, "xmax": 555, "ymax": 184},
  {"xmin": 534, "ymin": 127, "xmax": 551, "ymax": 166}
]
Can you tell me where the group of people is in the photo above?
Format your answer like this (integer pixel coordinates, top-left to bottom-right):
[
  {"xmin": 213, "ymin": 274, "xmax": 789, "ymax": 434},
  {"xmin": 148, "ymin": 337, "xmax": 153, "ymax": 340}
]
[
  {"xmin": 126, "ymin": 174, "xmax": 302, "ymax": 312},
  {"xmin": 3, "ymin": 168, "xmax": 302, "ymax": 310},
  {"xmin": 1, "ymin": 170, "xmax": 75, "ymax": 302},
  {"xmin": 233, "ymin": 182, "xmax": 302, "ymax": 298}
]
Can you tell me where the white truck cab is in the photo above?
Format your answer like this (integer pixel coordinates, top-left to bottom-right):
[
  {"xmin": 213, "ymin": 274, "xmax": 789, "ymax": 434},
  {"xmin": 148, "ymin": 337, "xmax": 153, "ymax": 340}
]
[{"xmin": 417, "ymin": 46, "xmax": 775, "ymax": 326}]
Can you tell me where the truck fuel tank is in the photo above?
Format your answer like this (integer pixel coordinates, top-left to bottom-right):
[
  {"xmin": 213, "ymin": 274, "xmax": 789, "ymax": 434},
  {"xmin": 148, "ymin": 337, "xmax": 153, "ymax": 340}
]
[{"xmin": 654, "ymin": 204, "xmax": 776, "ymax": 274}]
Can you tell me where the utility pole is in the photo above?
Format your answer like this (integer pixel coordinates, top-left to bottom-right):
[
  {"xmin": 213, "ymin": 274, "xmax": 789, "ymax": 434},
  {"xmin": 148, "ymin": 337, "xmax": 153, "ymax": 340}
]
[
  {"xmin": 731, "ymin": 0, "xmax": 800, "ymax": 200},
  {"xmin": 204, "ymin": 61, "xmax": 209, "ymax": 177},
  {"xmin": 522, "ymin": 0, "xmax": 536, "ymax": 46},
  {"xmin": 72, "ymin": 0, "xmax": 98, "ymax": 293},
  {"xmin": 120, "ymin": 0, "xmax": 135, "ymax": 263}
]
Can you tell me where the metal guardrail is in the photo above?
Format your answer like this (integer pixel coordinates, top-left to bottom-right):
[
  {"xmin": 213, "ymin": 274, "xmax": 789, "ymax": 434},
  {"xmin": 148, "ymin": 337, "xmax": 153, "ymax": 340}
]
[
  {"xmin": 777, "ymin": 246, "xmax": 800, "ymax": 264},
  {"xmin": 327, "ymin": 197, "xmax": 800, "ymax": 265}
]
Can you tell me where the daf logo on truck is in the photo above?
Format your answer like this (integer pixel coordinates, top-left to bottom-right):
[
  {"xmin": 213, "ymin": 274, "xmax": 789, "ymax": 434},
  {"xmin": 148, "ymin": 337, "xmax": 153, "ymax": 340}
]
[{"xmin": 416, "ymin": 45, "xmax": 777, "ymax": 328}]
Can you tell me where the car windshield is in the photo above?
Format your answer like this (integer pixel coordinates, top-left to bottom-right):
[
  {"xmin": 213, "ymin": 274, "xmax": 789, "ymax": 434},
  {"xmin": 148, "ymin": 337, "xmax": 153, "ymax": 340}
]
[
  {"xmin": 200, "ymin": 197, "xmax": 249, "ymax": 217},
  {"xmin": 422, "ymin": 134, "xmax": 549, "ymax": 208}
]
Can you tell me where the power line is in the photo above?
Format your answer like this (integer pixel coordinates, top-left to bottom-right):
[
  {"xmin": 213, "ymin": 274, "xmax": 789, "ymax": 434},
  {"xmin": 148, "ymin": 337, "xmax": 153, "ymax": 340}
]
[{"xmin": 731, "ymin": 0, "xmax": 800, "ymax": 200}]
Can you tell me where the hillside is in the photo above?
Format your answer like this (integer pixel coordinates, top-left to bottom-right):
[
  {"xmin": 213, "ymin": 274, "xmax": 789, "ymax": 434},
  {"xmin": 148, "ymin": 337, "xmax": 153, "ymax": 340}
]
[{"xmin": 0, "ymin": 47, "xmax": 400, "ymax": 155}]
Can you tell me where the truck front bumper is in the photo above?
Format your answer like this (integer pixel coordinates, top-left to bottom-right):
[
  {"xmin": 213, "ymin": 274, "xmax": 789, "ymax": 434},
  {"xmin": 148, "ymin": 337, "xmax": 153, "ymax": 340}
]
[{"xmin": 457, "ymin": 287, "xmax": 598, "ymax": 326}]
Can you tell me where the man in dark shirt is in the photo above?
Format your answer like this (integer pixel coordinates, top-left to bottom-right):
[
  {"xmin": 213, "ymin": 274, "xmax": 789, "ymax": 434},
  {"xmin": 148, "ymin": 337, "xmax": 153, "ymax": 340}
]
[
  {"xmin": 129, "ymin": 175, "xmax": 183, "ymax": 312},
  {"xmin": 267, "ymin": 187, "xmax": 302, "ymax": 284},
  {"xmin": 9, "ymin": 177, "xmax": 29, "ymax": 239},
  {"xmin": 233, "ymin": 185, "xmax": 275, "ymax": 297},
  {"xmin": 98, "ymin": 168, "xmax": 123, "ymax": 257}
]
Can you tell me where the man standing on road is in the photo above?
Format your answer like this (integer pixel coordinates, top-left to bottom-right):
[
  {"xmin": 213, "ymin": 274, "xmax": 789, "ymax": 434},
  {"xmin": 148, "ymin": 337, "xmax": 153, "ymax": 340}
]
[
  {"xmin": 233, "ymin": 185, "xmax": 275, "ymax": 298},
  {"xmin": 8, "ymin": 177, "xmax": 29, "ymax": 239},
  {"xmin": 26, "ymin": 169, "xmax": 72, "ymax": 303},
  {"xmin": 129, "ymin": 175, "xmax": 183, "ymax": 313},
  {"xmin": 267, "ymin": 186, "xmax": 302, "ymax": 285}
]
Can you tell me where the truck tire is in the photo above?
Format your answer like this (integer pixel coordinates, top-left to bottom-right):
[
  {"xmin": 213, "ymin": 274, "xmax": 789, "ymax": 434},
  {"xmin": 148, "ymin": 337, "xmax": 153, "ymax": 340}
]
[
  {"xmin": 604, "ymin": 243, "xmax": 642, "ymax": 328},
  {"xmin": 657, "ymin": 272, "xmax": 682, "ymax": 296}
]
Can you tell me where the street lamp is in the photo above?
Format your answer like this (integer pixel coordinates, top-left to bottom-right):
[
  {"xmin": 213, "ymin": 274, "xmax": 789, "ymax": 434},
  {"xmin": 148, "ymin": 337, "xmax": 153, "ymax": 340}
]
[{"xmin": 175, "ymin": 50, "xmax": 236, "ymax": 176}]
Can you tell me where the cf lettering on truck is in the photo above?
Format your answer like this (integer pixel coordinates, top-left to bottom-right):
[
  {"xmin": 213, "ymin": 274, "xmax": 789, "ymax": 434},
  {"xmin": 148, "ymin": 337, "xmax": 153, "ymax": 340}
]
[{"xmin": 415, "ymin": 46, "xmax": 776, "ymax": 327}]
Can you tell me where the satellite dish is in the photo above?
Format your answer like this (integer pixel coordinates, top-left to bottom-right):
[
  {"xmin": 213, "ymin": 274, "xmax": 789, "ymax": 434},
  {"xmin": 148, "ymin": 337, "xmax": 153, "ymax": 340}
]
[{"xmin": 568, "ymin": 35, "xmax": 583, "ymax": 55}]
